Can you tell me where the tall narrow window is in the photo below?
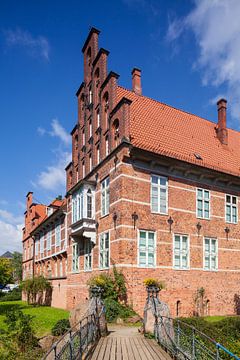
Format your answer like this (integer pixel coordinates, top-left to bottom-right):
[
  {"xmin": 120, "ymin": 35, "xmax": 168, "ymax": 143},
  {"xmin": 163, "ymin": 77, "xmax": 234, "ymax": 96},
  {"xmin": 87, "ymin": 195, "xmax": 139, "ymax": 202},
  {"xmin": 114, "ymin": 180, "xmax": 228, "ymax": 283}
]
[
  {"xmin": 197, "ymin": 189, "xmax": 210, "ymax": 219},
  {"xmin": 226, "ymin": 194, "xmax": 237, "ymax": 223},
  {"xmin": 84, "ymin": 240, "xmax": 92, "ymax": 271},
  {"xmin": 97, "ymin": 110, "xmax": 100, "ymax": 128},
  {"xmin": 204, "ymin": 238, "xmax": 218, "ymax": 271},
  {"xmin": 89, "ymin": 119, "xmax": 92, "ymax": 138},
  {"xmin": 55, "ymin": 222, "xmax": 61, "ymax": 247},
  {"xmin": 35, "ymin": 240, "xmax": 39, "ymax": 256},
  {"xmin": 113, "ymin": 119, "xmax": 120, "ymax": 147},
  {"xmin": 82, "ymin": 161, "xmax": 85, "ymax": 178},
  {"xmin": 72, "ymin": 243, "xmax": 79, "ymax": 272},
  {"xmin": 47, "ymin": 229, "xmax": 51, "ymax": 251},
  {"xmin": 59, "ymin": 259, "xmax": 63, "ymax": 277},
  {"xmin": 40, "ymin": 234, "xmax": 44, "ymax": 254},
  {"xmin": 99, "ymin": 232, "xmax": 109, "ymax": 269},
  {"xmin": 89, "ymin": 86, "xmax": 93, "ymax": 105},
  {"xmin": 82, "ymin": 129, "xmax": 85, "ymax": 146},
  {"xmin": 97, "ymin": 145, "xmax": 100, "ymax": 164},
  {"xmin": 174, "ymin": 234, "xmax": 189, "ymax": 269},
  {"xmin": 151, "ymin": 175, "xmax": 168, "ymax": 214},
  {"xmin": 103, "ymin": 92, "xmax": 109, "ymax": 129},
  {"xmin": 55, "ymin": 261, "xmax": 58, "ymax": 277},
  {"xmin": 89, "ymin": 153, "xmax": 92, "ymax": 172},
  {"xmin": 105, "ymin": 136, "xmax": 109, "ymax": 156},
  {"xmin": 138, "ymin": 230, "xmax": 156, "ymax": 268},
  {"xmin": 87, "ymin": 189, "xmax": 92, "ymax": 218},
  {"xmin": 72, "ymin": 194, "xmax": 77, "ymax": 223},
  {"xmin": 101, "ymin": 177, "xmax": 110, "ymax": 216}
]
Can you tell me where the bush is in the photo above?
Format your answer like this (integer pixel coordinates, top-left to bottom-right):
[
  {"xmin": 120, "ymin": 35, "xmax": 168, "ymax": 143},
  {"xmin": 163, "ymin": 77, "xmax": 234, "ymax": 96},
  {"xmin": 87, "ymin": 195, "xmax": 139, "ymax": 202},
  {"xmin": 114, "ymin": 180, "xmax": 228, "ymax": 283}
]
[
  {"xmin": 176, "ymin": 317, "xmax": 240, "ymax": 358},
  {"xmin": 21, "ymin": 276, "xmax": 52, "ymax": 305},
  {"xmin": 143, "ymin": 278, "xmax": 165, "ymax": 290},
  {"xmin": 104, "ymin": 298, "xmax": 136, "ymax": 322},
  {"xmin": 51, "ymin": 319, "xmax": 70, "ymax": 336},
  {"xmin": 0, "ymin": 288, "xmax": 21, "ymax": 302}
]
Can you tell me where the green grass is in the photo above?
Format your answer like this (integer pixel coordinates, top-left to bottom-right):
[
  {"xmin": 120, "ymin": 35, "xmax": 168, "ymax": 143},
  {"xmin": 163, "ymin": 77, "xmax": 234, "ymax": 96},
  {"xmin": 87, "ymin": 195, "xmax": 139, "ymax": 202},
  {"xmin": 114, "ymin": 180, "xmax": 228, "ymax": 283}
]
[
  {"xmin": 0, "ymin": 301, "xmax": 69, "ymax": 337},
  {"xmin": 205, "ymin": 315, "xmax": 228, "ymax": 323}
]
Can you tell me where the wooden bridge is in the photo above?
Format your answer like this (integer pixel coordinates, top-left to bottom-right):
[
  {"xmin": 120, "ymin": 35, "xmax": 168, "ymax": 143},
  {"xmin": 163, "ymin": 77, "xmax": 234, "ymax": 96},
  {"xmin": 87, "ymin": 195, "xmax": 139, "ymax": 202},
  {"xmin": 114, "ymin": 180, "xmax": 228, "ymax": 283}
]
[{"xmin": 91, "ymin": 325, "xmax": 172, "ymax": 360}]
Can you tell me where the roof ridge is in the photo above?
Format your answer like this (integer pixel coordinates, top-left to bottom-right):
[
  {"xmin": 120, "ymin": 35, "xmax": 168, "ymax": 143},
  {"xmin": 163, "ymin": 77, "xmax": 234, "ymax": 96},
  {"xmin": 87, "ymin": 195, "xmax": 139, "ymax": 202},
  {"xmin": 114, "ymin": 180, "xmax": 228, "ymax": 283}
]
[{"xmin": 117, "ymin": 85, "xmax": 219, "ymax": 128}]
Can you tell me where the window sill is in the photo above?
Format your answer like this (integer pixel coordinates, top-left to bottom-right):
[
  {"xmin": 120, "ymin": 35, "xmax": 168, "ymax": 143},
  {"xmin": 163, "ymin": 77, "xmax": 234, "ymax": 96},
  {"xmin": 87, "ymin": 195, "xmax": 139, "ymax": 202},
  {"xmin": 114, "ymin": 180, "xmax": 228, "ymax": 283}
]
[
  {"xmin": 99, "ymin": 267, "xmax": 110, "ymax": 271},
  {"xmin": 84, "ymin": 269, "xmax": 92, "ymax": 272},
  {"xmin": 151, "ymin": 211, "xmax": 168, "ymax": 216},
  {"xmin": 100, "ymin": 213, "xmax": 109, "ymax": 219},
  {"xmin": 138, "ymin": 265, "xmax": 156, "ymax": 269},
  {"xmin": 225, "ymin": 221, "xmax": 237, "ymax": 225},
  {"xmin": 197, "ymin": 216, "xmax": 210, "ymax": 221},
  {"xmin": 173, "ymin": 267, "xmax": 190, "ymax": 271}
]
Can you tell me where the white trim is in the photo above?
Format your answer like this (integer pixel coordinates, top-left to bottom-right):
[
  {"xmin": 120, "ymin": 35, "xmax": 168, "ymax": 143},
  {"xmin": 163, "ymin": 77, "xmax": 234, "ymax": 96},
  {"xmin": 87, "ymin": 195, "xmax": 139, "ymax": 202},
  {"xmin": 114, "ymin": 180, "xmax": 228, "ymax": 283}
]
[
  {"xmin": 150, "ymin": 174, "xmax": 168, "ymax": 215},
  {"xmin": 173, "ymin": 233, "xmax": 190, "ymax": 270},
  {"xmin": 99, "ymin": 231, "xmax": 110, "ymax": 270},
  {"xmin": 169, "ymin": 207, "xmax": 195, "ymax": 214},
  {"xmin": 196, "ymin": 188, "xmax": 210, "ymax": 220},
  {"xmin": 225, "ymin": 194, "xmax": 238, "ymax": 224},
  {"xmin": 137, "ymin": 229, "xmax": 156, "ymax": 268},
  {"xmin": 203, "ymin": 237, "xmax": 218, "ymax": 271}
]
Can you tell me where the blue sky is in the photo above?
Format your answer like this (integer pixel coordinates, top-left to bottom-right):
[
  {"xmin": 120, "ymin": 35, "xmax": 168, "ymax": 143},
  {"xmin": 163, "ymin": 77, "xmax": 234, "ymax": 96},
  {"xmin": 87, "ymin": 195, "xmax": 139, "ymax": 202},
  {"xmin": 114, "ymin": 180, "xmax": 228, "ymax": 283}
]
[{"xmin": 1, "ymin": 0, "xmax": 240, "ymax": 253}]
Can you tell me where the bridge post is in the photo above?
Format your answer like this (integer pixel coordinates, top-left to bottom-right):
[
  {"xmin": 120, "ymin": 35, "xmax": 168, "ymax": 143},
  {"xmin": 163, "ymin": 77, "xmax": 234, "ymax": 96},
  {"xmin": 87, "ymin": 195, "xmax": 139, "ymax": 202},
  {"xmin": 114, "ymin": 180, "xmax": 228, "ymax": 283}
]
[{"xmin": 90, "ymin": 285, "xmax": 108, "ymax": 337}]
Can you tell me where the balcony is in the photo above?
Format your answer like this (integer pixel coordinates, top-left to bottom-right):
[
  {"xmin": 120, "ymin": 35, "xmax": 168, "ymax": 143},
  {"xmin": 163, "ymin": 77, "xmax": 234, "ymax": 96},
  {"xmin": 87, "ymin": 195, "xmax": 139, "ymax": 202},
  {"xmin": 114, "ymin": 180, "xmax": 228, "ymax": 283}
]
[{"xmin": 71, "ymin": 181, "xmax": 96, "ymax": 243}]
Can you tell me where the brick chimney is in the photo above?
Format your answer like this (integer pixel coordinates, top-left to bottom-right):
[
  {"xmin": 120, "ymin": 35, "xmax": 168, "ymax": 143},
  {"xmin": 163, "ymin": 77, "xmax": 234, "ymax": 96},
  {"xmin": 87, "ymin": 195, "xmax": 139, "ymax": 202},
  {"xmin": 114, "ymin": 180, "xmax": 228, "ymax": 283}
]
[
  {"xmin": 216, "ymin": 98, "xmax": 228, "ymax": 145},
  {"xmin": 132, "ymin": 68, "xmax": 142, "ymax": 95}
]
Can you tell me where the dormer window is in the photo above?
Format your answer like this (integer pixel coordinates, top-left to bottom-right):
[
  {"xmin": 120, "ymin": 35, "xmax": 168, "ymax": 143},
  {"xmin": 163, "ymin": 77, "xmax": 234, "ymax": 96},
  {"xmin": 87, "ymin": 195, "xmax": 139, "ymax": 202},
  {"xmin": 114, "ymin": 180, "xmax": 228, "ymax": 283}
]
[{"xmin": 47, "ymin": 207, "xmax": 53, "ymax": 216}]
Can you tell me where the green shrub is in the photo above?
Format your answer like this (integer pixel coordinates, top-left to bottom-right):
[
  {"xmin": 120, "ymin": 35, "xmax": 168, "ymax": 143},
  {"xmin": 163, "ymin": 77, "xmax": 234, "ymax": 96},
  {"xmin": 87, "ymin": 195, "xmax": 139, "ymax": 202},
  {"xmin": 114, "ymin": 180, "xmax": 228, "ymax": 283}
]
[
  {"xmin": 176, "ymin": 317, "xmax": 240, "ymax": 358},
  {"xmin": 0, "ymin": 288, "xmax": 21, "ymax": 302},
  {"xmin": 51, "ymin": 319, "xmax": 70, "ymax": 336},
  {"xmin": 104, "ymin": 298, "xmax": 136, "ymax": 322},
  {"xmin": 21, "ymin": 276, "xmax": 52, "ymax": 305}
]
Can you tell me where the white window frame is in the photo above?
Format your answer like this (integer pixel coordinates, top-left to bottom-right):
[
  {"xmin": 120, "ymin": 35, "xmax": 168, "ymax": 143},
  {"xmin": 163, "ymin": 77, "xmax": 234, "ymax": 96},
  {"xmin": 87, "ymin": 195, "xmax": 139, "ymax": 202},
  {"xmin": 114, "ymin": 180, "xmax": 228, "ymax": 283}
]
[
  {"xmin": 97, "ymin": 146, "xmax": 100, "ymax": 164},
  {"xmin": 151, "ymin": 175, "xmax": 168, "ymax": 214},
  {"xmin": 35, "ymin": 240, "xmax": 38, "ymax": 256},
  {"xmin": 99, "ymin": 232, "xmax": 110, "ymax": 269},
  {"xmin": 203, "ymin": 237, "xmax": 218, "ymax": 271},
  {"xmin": 173, "ymin": 234, "xmax": 190, "ymax": 270},
  {"xmin": 137, "ymin": 230, "xmax": 156, "ymax": 268},
  {"xmin": 97, "ymin": 111, "xmax": 100, "ymax": 128},
  {"xmin": 105, "ymin": 136, "xmax": 109, "ymax": 156},
  {"xmin": 82, "ymin": 161, "xmax": 85, "ymax": 178},
  {"xmin": 72, "ymin": 243, "xmax": 79, "ymax": 272},
  {"xmin": 196, "ymin": 188, "xmax": 210, "ymax": 219},
  {"xmin": 84, "ymin": 240, "xmax": 92, "ymax": 271},
  {"xmin": 55, "ymin": 222, "xmax": 61, "ymax": 247},
  {"xmin": 40, "ymin": 234, "xmax": 44, "ymax": 254},
  {"xmin": 225, "ymin": 194, "xmax": 238, "ymax": 224},
  {"xmin": 89, "ymin": 119, "xmax": 92, "ymax": 138},
  {"xmin": 47, "ymin": 228, "xmax": 51, "ymax": 251},
  {"xmin": 89, "ymin": 154, "xmax": 92, "ymax": 172},
  {"xmin": 101, "ymin": 177, "xmax": 110, "ymax": 216},
  {"xmin": 87, "ymin": 189, "xmax": 92, "ymax": 219},
  {"xmin": 82, "ymin": 129, "xmax": 85, "ymax": 146}
]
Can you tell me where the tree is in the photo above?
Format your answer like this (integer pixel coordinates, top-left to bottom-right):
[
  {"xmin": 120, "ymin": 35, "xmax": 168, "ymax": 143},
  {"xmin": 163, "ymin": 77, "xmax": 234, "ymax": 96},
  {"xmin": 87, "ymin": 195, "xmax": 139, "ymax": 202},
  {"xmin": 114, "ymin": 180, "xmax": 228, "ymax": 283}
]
[
  {"xmin": 0, "ymin": 258, "xmax": 13, "ymax": 286},
  {"xmin": 12, "ymin": 252, "xmax": 22, "ymax": 282}
]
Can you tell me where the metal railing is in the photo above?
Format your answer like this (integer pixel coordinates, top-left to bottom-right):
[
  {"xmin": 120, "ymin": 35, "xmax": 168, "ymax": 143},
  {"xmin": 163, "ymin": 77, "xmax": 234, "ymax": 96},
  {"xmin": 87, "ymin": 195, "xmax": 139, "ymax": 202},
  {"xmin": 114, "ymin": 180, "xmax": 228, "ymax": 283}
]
[
  {"xmin": 145, "ymin": 286, "xmax": 239, "ymax": 360},
  {"xmin": 155, "ymin": 315, "xmax": 240, "ymax": 360},
  {"xmin": 42, "ymin": 313, "xmax": 101, "ymax": 360}
]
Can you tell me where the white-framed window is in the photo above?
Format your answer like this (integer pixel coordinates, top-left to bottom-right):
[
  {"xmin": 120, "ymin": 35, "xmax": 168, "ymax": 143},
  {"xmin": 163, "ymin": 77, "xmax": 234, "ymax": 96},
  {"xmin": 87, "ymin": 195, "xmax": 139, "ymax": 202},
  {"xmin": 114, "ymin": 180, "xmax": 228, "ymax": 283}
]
[
  {"xmin": 87, "ymin": 189, "xmax": 92, "ymax": 218},
  {"xmin": 101, "ymin": 177, "xmax": 110, "ymax": 216},
  {"xmin": 225, "ymin": 194, "xmax": 237, "ymax": 224},
  {"xmin": 138, "ymin": 230, "xmax": 156, "ymax": 268},
  {"xmin": 35, "ymin": 240, "xmax": 38, "ymax": 256},
  {"xmin": 59, "ymin": 259, "xmax": 63, "ymax": 277},
  {"xmin": 89, "ymin": 87, "xmax": 93, "ymax": 104},
  {"xmin": 72, "ymin": 190, "xmax": 84, "ymax": 224},
  {"xmin": 105, "ymin": 136, "xmax": 109, "ymax": 156},
  {"xmin": 89, "ymin": 154, "xmax": 92, "ymax": 172},
  {"xmin": 173, "ymin": 234, "xmax": 189, "ymax": 270},
  {"xmin": 97, "ymin": 110, "xmax": 100, "ymax": 128},
  {"xmin": 55, "ymin": 261, "xmax": 58, "ymax": 277},
  {"xmin": 82, "ymin": 129, "xmax": 85, "ymax": 146},
  {"xmin": 89, "ymin": 119, "xmax": 92, "ymax": 138},
  {"xmin": 55, "ymin": 222, "xmax": 61, "ymax": 247},
  {"xmin": 40, "ymin": 234, "xmax": 44, "ymax": 254},
  {"xmin": 72, "ymin": 243, "xmax": 79, "ymax": 272},
  {"xmin": 151, "ymin": 175, "xmax": 168, "ymax": 214},
  {"xmin": 97, "ymin": 145, "xmax": 100, "ymax": 164},
  {"xmin": 204, "ymin": 237, "xmax": 218, "ymax": 271},
  {"xmin": 84, "ymin": 240, "xmax": 92, "ymax": 271},
  {"xmin": 197, "ymin": 188, "xmax": 210, "ymax": 219},
  {"xmin": 99, "ymin": 232, "xmax": 109, "ymax": 269},
  {"xmin": 47, "ymin": 229, "xmax": 51, "ymax": 250},
  {"xmin": 82, "ymin": 161, "xmax": 85, "ymax": 178}
]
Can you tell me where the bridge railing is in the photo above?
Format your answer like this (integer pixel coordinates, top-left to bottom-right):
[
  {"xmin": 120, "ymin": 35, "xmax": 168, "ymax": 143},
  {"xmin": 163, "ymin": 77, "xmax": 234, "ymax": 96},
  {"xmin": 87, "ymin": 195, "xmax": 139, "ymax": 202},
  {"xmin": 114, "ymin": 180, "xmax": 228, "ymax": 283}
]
[
  {"xmin": 42, "ymin": 313, "xmax": 101, "ymax": 360},
  {"xmin": 155, "ymin": 315, "xmax": 240, "ymax": 360}
]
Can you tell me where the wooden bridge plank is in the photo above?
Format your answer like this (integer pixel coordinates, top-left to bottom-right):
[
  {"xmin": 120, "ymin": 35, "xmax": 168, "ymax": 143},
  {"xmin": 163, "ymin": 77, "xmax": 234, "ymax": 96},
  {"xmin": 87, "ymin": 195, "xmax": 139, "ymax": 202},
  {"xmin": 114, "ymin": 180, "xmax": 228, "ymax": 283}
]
[
  {"xmin": 110, "ymin": 336, "xmax": 117, "ymax": 360},
  {"xmin": 120, "ymin": 338, "xmax": 129, "ymax": 360},
  {"xmin": 116, "ymin": 336, "xmax": 122, "ymax": 360},
  {"xmin": 104, "ymin": 337, "xmax": 112, "ymax": 360}
]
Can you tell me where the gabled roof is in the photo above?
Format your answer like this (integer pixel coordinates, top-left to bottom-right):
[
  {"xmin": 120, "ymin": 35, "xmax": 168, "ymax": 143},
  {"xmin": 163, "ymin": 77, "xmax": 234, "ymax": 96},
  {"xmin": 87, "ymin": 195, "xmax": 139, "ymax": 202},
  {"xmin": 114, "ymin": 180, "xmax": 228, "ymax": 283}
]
[{"xmin": 116, "ymin": 86, "xmax": 240, "ymax": 178}]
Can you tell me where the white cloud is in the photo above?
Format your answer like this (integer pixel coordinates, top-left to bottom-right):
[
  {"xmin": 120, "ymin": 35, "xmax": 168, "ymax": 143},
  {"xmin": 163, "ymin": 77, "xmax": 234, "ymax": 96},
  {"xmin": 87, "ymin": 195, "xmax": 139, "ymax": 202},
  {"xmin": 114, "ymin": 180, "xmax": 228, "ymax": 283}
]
[
  {"xmin": 35, "ymin": 151, "xmax": 71, "ymax": 191},
  {"xmin": 37, "ymin": 119, "xmax": 71, "ymax": 146},
  {"xmin": 4, "ymin": 28, "xmax": 50, "ymax": 61},
  {"xmin": 0, "ymin": 221, "xmax": 23, "ymax": 254},
  {"xmin": 0, "ymin": 209, "xmax": 23, "ymax": 225},
  {"xmin": 167, "ymin": 0, "xmax": 240, "ymax": 123},
  {"xmin": 0, "ymin": 208, "xmax": 23, "ymax": 254},
  {"xmin": 50, "ymin": 119, "xmax": 71, "ymax": 145}
]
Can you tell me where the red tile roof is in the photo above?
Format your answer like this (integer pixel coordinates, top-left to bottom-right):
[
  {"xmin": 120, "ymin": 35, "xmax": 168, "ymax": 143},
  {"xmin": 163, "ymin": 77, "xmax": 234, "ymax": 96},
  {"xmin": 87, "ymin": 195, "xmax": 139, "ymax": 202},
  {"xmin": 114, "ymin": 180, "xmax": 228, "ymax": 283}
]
[{"xmin": 117, "ymin": 86, "xmax": 240, "ymax": 177}]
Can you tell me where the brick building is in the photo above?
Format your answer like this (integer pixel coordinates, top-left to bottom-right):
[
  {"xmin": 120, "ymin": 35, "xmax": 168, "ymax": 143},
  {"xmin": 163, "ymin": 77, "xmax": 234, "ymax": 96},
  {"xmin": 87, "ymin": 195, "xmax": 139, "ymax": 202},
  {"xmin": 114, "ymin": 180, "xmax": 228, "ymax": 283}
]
[{"xmin": 23, "ymin": 27, "xmax": 240, "ymax": 317}]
